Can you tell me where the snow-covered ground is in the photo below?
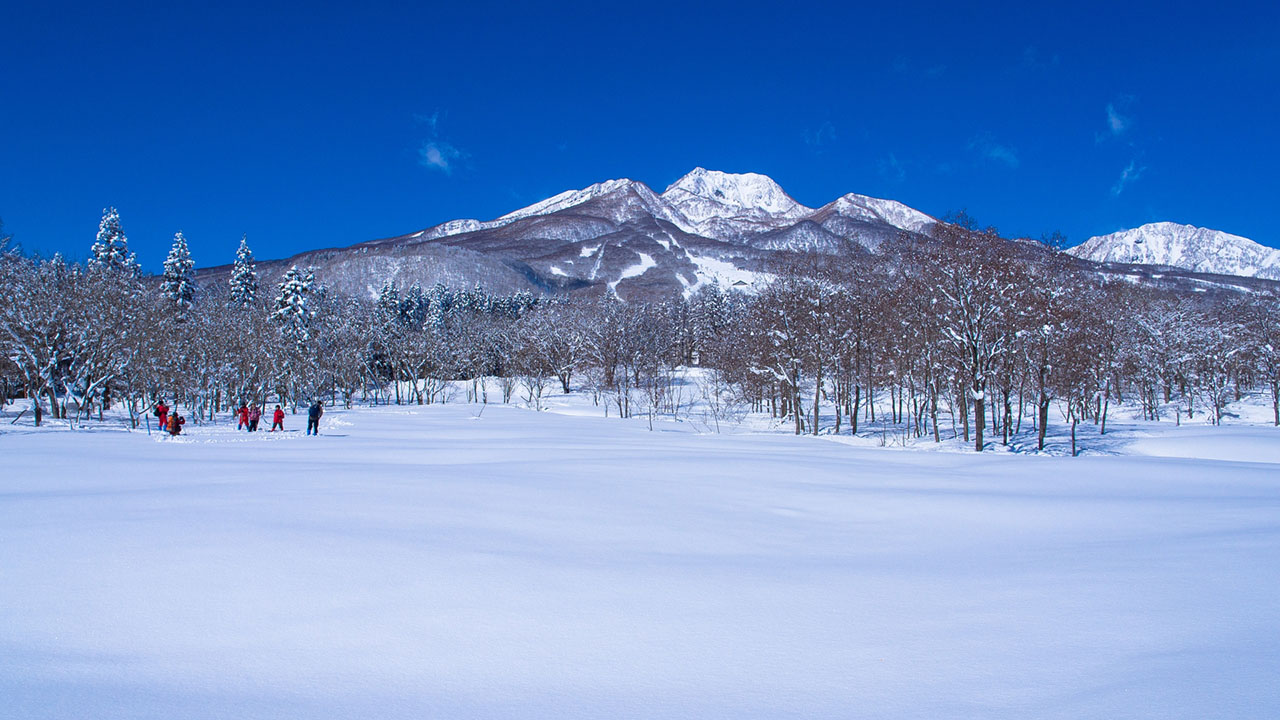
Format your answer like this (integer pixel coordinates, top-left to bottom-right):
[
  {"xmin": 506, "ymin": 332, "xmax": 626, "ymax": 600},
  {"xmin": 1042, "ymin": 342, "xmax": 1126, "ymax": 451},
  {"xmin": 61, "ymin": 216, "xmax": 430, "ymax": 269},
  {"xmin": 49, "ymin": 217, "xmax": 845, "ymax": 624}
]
[{"xmin": 2, "ymin": 395, "xmax": 1279, "ymax": 718}]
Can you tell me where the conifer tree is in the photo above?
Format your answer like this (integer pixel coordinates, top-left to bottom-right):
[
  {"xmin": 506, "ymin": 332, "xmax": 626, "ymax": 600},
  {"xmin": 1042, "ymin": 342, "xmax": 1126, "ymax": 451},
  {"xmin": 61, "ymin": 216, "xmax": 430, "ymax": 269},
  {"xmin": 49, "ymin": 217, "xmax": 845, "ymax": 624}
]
[
  {"xmin": 375, "ymin": 280, "xmax": 401, "ymax": 328},
  {"xmin": 229, "ymin": 234, "xmax": 258, "ymax": 308},
  {"xmin": 88, "ymin": 207, "xmax": 139, "ymax": 276},
  {"xmin": 273, "ymin": 266, "xmax": 315, "ymax": 349},
  {"xmin": 161, "ymin": 231, "xmax": 196, "ymax": 315}
]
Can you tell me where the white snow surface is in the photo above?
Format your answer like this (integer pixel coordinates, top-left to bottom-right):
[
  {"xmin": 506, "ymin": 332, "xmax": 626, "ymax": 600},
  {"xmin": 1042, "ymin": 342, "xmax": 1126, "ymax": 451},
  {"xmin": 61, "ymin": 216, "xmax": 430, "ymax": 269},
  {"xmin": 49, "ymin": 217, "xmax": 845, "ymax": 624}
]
[
  {"xmin": 827, "ymin": 192, "xmax": 936, "ymax": 234},
  {"xmin": 4, "ymin": 400, "xmax": 1280, "ymax": 718},
  {"xmin": 661, "ymin": 167, "xmax": 810, "ymax": 223},
  {"xmin": 1069, "ymin": 221, "xmax": 1280, "ymax": 279},
  {"xmin": 497, "ymin": 178, "xmax": 638, "ymax": 222},
  {"xmin": 686, "ymin": 253, "xmax": 769, "ymax": 293},
  {"xmin": 608, "ymin": 252, "xmax": 656, "ymax": 295}
]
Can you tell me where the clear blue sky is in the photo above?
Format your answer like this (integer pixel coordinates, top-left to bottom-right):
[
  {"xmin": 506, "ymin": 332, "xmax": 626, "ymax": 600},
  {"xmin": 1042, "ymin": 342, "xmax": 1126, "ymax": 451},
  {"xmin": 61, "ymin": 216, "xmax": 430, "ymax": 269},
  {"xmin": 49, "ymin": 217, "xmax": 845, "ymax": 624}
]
[{"xmin": 3, "ymin": 0, "xmax": 1277, "ymax": 270}]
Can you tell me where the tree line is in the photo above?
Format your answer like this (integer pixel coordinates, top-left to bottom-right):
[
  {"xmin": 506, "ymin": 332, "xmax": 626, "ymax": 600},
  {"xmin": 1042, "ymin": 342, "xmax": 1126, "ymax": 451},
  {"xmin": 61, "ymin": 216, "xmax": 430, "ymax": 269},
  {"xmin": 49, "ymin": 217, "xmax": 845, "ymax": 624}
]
[{"xmin": 2, "ymin": 209, "xmax": 1278, "ymax": 454}]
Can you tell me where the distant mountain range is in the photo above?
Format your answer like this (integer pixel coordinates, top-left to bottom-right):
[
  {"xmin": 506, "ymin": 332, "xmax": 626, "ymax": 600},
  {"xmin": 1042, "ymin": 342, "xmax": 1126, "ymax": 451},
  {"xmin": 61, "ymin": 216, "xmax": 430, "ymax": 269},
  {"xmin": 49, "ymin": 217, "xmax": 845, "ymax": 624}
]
[
  {"xmin": 200, "ymin": 168, "xmax": 939, "ymax": 299},
  {"xmin": 198, "ymin": 169, "xmax": 1279, "ymax": 299},
  {"xmin": 1068, "ymin": 222, "xmax": 1280, "ymax": 280}
]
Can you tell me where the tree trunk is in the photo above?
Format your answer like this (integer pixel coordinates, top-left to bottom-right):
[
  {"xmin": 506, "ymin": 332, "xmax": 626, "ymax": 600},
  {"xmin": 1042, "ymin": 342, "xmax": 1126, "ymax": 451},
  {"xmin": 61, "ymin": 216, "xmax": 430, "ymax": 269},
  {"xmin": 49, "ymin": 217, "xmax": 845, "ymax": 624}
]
[
  {"xmin": 833, "ymin": 379, "xmax": 843, "ymax": 434},
  {"xmin": 812, "ymin": 365, "xmax": 822, "ymax": 437},
  {"xmin": 973, "ymin": 391, "xmax": 985, "ymax": 452},
  {"xmin": 1002, "ymin": 390, "xmax": 1011, "ymax": 446},
  {"xmin": 1037, "ymin": 396, "xmax": 1049, "ymax": 451},
  {"xmin": 1100, "ymin": 384, "xmax": 1111, "ymax": 435},
  {"xmin": 931, "ymin": 390, "xmax": 940, "ymax": 443},
  {"xmin": 793, "ymin": 385, "xmax": 802, "ymax": 436},
  {"xmin": 1272, "ymin": 376, "xmax": 1279, "ymax": 427},
  {"xmin": 47, "ymin": 387, "xmax": 62, "ymax": 420},
  {"xmin": 851, "ymin": 385, "xmax": 860, "ymax": 435}
]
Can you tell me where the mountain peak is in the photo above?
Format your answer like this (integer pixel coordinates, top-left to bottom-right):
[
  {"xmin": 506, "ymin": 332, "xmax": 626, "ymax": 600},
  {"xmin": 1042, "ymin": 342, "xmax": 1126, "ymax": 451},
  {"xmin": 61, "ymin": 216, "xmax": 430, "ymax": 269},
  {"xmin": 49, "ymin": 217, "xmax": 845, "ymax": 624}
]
[
  {"xmin": 661, "ymin": 168, "xmax": 808, "ymax": 226},
  {"xmin": 1069, "ymin": 222, "xmax": 1280, "ymax": 279},
  {"xmin": 497, "ymin": 178, "xmax": 644, "ymax": 222}
]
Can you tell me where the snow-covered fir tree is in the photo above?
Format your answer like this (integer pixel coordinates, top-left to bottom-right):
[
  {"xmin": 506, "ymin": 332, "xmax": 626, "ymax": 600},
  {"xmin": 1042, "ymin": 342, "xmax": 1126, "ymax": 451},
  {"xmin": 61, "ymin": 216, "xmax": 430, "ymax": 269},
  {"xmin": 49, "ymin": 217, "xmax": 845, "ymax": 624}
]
[
  {"xmin": 273, "ymin": 265, "xmax": 316, "ymax": 348},
  {"xmin": 160, "ymin": 231, "xmax": 196, "ymax": 315},
  {"xmin": 88, "ymin": 207, "xmax": 139, "ymax": 276},
  {"xmin": 376, "ymin": 280, "xmax": 400, "ymax": 317},
  {"xmin": 402, "ymin": 282, "xmax": 427, "ymax": 328},
  {"xmin": 0, "ymin": 218, "xmax": 13, "ymax": 254},
  {"xmin": 229, "ymin": 234, "xmax": 258, "ymax": 308},
  {"xmin": 425, "ymin": 283, "xmax": 453, "ymax": 330}
]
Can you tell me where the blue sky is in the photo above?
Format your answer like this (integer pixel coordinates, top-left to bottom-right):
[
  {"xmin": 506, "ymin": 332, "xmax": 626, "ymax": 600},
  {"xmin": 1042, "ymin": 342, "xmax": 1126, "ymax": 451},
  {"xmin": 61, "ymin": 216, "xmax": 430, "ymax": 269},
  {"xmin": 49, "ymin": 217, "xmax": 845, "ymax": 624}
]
[{"xmin": 3, "ymin": 1, "xmax": 1277, "ymax": 270}]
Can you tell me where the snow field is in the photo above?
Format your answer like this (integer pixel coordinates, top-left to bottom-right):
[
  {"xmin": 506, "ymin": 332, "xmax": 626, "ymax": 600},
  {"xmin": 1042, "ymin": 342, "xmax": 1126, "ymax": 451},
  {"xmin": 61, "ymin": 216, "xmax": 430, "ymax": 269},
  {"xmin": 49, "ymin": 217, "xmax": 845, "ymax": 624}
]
[{"xmin": 1, "ymin": 401, "xmax": 1279, "ymax": 718}]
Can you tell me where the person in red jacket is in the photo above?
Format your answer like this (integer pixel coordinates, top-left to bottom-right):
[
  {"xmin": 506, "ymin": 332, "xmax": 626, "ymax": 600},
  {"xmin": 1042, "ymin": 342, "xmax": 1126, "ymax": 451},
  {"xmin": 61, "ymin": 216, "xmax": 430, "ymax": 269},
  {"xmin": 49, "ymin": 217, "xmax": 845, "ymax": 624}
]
[
  {"xmin": 236, "ymin": 404, "xmax": 249, "ymax": 431},
  {"xmin": 154, "ymin": 400, "xmax": 169, "ymax": 430},
  {"xmin": 271, "ymin": 405, "xmax": 285, "ymax": 432}
]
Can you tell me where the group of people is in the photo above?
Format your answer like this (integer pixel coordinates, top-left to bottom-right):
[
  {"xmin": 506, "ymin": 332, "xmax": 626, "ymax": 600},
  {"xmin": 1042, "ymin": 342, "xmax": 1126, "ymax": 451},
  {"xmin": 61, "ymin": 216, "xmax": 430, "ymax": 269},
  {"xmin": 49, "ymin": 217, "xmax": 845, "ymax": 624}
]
[
  {"xmin": 152, "ymin": 400, "xmax": 185, "ymax": 436},
  {"xmin": 236, "ymin": 403, "xmax": 286, "ymax": 432},
  {"xmin": 151, "ymin": 399, "xmax": 325, "ymax": 437}
]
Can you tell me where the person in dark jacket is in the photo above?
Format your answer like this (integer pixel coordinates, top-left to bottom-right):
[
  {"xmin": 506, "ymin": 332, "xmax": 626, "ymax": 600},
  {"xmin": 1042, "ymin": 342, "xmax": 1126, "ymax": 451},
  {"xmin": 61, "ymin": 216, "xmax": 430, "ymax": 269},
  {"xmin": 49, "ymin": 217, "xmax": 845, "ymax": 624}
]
[
  {"xmin": 167, "ymin": 413, "xmax": 185, "ymax": 436},
  {"xmin": 306, "ymin": 400, "xmax": 323, "ymax": 436},
  {"xmin": 248, "ymin": 405, "xmax": 261, "ymax": 432},
  {"xmin": 271, "ymin": 405, "xmax": 285, "ymax": 432}
]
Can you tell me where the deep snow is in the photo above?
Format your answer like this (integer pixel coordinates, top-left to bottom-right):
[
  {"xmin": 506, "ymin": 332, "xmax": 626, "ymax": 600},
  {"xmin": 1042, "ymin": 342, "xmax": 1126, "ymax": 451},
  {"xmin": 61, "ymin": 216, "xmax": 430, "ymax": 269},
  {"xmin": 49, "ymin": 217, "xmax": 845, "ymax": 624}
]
[{"xmin": 2, "ymin": 401, "xmax": 1279, "ymax": 719}]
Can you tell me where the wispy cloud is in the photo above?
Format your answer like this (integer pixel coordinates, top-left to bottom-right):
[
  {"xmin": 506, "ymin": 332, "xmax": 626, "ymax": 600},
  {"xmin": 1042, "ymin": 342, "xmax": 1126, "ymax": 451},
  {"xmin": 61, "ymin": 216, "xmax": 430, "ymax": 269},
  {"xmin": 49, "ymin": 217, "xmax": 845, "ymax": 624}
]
[
  {"xmin": 1097, "ymin": 95, "xmax": 1136, "ymax": 143},
  {"xmin": 1110, "ymin": 160, "xmax": 1146, "ymax": 196},
  {"xmin": 1106, "ymin": 103, "xmax": 1130, "ymax": 135},
  {"xmin": 804, "ymin": 121, "xmax": 837, "ymax": 149},
  {"xmin": 416, "ymin": 110, "xmax": 467, "ymax": 175},
  {"xmin": 878, "ymin": 153, "xmax": 905, "ymax": 182},
  {"xmin": 419, "ymin": 141, "xmax": 464, "ymax": 174},
  {"xmin": 968, "ymin": 134, "xmax": 1020, "ymax": 168}
]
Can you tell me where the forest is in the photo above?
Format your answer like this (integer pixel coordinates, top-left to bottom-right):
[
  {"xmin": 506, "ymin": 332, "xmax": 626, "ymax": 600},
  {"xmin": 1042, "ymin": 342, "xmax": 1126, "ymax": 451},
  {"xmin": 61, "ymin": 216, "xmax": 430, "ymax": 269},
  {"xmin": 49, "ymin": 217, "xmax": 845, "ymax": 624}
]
[{"xmin": 3, "ymin": 208, "xmax": 1278, "ymax": 454}]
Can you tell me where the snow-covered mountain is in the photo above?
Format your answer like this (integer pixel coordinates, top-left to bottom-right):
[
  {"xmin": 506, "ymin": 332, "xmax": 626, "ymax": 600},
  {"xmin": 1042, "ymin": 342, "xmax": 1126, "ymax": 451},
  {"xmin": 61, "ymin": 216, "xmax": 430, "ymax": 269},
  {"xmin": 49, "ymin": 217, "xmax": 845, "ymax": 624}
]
[
  {"xmin": 201, "ymin": 168, "xmax": 941, "ymax": 300},
  {"xmin": 198, "ymin": 171, "xmax": 1278, "ymax": 301},
  {"xmin": 1069, "ymin": 222, "xmax": 1280, "ymax": 280}
]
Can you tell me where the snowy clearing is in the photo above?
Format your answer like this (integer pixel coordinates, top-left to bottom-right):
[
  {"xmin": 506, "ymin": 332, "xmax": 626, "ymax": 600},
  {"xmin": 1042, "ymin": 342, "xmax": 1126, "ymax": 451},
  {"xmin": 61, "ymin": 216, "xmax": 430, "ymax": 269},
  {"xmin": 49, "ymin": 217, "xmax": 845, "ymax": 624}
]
[
  {"xmin": 2, "ymin": 400, "xmax": 1279, "ymax": 719},
  {"xmin": 686, "ymin": 253, "xmax": 768, "ymax": 294},
  {"xmin": 608, "ymin": 252, "xmax": 655, "ymax": 295}
]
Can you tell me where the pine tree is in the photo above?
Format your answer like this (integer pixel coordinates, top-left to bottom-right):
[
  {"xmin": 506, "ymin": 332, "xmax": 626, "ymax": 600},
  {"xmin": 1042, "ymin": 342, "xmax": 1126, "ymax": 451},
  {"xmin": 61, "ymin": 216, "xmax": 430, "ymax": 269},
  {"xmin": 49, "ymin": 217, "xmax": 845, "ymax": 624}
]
[
  {"xmin": 375, "ymin": 280, "xmax": 401, "ymax": 328},
  {"xmin": 89, "ymin": 207, "xmax": 139, "ymax": 276},
  {"xmin": 161, "ymin": 231, "xmax": 196, "ymax": 314},
  {"xmin": 0, "ymin": 218, "xmax": 13, "ymax": 255},
  {"xmin": 273, "ymin": 266, "xmax": 315, "ymax": 349},
  {"xmin": 229, "ymin": 234, "xmax": 258, "ymax": 308},
  {"xmin": 402, "ymin": 282, "xmax": 427, "ymax": 328}
]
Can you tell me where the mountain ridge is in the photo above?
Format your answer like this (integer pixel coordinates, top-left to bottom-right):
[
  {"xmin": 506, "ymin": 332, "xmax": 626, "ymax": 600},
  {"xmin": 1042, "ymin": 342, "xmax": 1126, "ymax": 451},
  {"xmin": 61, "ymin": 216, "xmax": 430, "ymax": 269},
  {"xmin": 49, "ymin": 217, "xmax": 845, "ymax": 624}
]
[
  {"xmin": 1069, "ymin": 222, "xmax": 1280, "ymax": 280},
  {"xmin": 196, "ymin": 170, "xmax": 1279, "ymax": 301}
]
